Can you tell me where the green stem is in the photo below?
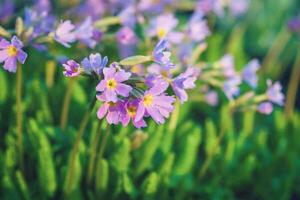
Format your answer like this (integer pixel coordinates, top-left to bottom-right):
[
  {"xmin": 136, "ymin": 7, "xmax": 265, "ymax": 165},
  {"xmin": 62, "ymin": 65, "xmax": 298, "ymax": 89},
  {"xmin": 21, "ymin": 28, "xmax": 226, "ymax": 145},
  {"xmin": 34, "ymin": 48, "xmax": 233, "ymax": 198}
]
[
  {"xmin": 284, "ymin": 48, "xmax": 300, "ymax": 119},
  {"xmin": 94, "ymin": 124, "xmax": 110, "ymax": 190},
  {"xmin": 64, "ymin": 97, "xmax": 97, "ymax": 195},
  {"xmin": 261, "ymin": 27, "xmax": 291, "ymax": 73},
  {"xmin": 169, "ymin": 100, "xmax": 180, "ymax": 133},
  {"xmin": 60, "ymin": 78, "xmax": 76, "ymax": 130},
  {"xmin": 16, "ymin": 63, "xmax": 24, "ymax": 171},
  {"xmin": 86, "ymin": 120, "xmax": 103, "ymax": 186}
]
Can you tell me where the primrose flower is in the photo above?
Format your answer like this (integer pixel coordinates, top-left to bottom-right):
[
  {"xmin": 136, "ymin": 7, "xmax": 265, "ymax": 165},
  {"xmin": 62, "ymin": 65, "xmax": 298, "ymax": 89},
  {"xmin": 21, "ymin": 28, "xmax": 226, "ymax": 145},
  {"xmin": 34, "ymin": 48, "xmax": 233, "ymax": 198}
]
[
  {"xmin": 242, "ymin": 59, "xmax": 260, "ymax": 88},
  {"xmin": 229, "ymin": 0, "xmax": 249, "ymax": 16},
  {"xmin": 153, "ymin": 39, "xmax": 175, "ymax": 70},
  {"xmin": 81, "ymin": 53, "xmax": 108, "ymax": 75},
  {"xmin": 96, "ymin": 67, "xmax": 132, "ymax": 102},
  {"xmin": 223, "ymin": 76, "xmax": 241, "ymax": 99},
  {"xmin": 148, "ymin": 13, "xmax": 178, "ymax": 39},
  {"xmin": 0, "ymin": 0, "xmax": 14, "ymax": 22},
  {"xmin": 219, "ymin": 54, "xmax": 235, "ymax": 78},
  {"xmin": 135, "ymin": 80, "xmax": 175, "ymax": 124},
  {"xmin": 75, "ymin": 17, "xmax": 98, "ymax": 48},
  {"xmin": 171, "ymin": 67, "xmax": 199, "ymax": 103},
  {"xmin": 55, "ymin": 20, "xmax": 76, "ymax": 47},
  {"xmin": 62, "ymin": 60, "xmax": 81, "ymax": 77},
  {"xmin": 288, "ymin": 18, "xmax": 300, "ymax": 33},
  {"xmin": 121, "ymin": 99, "xmax": 147, "ymax": 128},
  {"xmin": 0, "ymin": 36, "xmax": 27, "ymax": 73},
  {"xmin": 266, "ymin": 80, "xmax": 284, "ymax": 106},
  {"xmin": 187, "ymin": 13, "xmax": 211, "ymax": 42},
  {"xmin": 116, "ymin": 26, "xmax": 137, "ymax": 45},
  {"xmin": 97, "ymin": 101, "xmax": 126, "ymax": 125},
  {"xmin": 205, "ymin": 90, "xmax": 218, "ymax": 106},
  {"xmin": 257, "ymin": 102, "xmax": 273, "ymax": 115}
]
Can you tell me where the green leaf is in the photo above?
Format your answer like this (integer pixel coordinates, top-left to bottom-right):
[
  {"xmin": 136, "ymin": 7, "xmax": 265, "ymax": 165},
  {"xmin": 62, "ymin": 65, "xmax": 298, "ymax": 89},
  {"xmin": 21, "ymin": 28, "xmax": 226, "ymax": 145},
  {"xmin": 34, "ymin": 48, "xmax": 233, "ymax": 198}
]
[{"xmin": 119, "ymin": 55, "xmax": 152, "ymax": 66}]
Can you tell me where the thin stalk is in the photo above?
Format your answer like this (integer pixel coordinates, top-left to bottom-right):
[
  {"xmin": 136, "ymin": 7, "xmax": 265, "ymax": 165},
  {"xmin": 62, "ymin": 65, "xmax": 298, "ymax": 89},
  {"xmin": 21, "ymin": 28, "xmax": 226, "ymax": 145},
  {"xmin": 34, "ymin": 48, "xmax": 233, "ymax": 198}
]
[
  {"xmin": 261, "ymin": 28, "xmax": 291, "ymax": 73},
  {"xmin": 169, "ymin": 100, "xmax": 180, "ymax": 133},
  {"xmin": 94, "ymin": 124, "xmax": 110, "ymax": 191},
  {"xmin": 16, "ymin": 63, "xmax": 24, "ymax": 171},
  {"xmin": 86, "ymin": 120, "xmax": 103, "ymax": 186},
  {"xmin": 60, "ymin": 78, "xmax": 76, "ymax": 130},
  {"xmin": 64, "ymin": 97, "xmax": 97, "ymax": 195},
  {"xmin": 285, "ymin": 48, "xmax": 300, "ymax": 119}
]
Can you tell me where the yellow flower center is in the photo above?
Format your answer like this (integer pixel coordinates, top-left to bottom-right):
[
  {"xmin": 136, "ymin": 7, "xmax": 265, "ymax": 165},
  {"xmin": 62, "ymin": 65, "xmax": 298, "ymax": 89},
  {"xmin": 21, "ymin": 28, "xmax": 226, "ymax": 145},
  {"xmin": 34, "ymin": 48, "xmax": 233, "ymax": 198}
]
[
  {"xmin": 157, "ymin": 27, "xmax": 167, "ymax": 38},
  {"xmin": 127, "ymin": 105, "xmax": 137, "ymax": 117},
  {"xmin": 7, "ymin": 45, "xmax": 18, "ymax": 57},
  {"xmin": 107, "ymin": 79, "xmax": 117, "ymax": 90},
  {"xmin": 143, "ymin": 94, "xmax": 153, "ymax": 106}
]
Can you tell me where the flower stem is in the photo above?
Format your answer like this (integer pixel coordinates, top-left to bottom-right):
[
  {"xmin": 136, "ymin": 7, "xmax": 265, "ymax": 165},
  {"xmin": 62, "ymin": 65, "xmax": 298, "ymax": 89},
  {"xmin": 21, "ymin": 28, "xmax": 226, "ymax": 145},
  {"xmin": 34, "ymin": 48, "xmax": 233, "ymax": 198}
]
[
  {"xmin": 94, "ymin": 124, "xmax": 110, "ymax": 190},
  {"xmin": 86, "ymin": 120, "xmax": 103, "ymax": 186},
  {"xmin": 60, "ymin": 78, "xmax": 76, "ymax": 130},
  {"xmin": 261, "ymin": 28, "xmax": 291, "ymax": 73},
  {"xmin": 284, "ymin": 48, "xmax": 300, "ymax": 119},
  {"xmin": 169, "ymin": 100, "xmax": 180, "ymax": 133},
  {"xmin": 64, "ymin": 97, "xmax": 96, "ymax": 195},
  {"xmin": 16, "ymin": 63, "xmax": 24, "ymax": 171}
]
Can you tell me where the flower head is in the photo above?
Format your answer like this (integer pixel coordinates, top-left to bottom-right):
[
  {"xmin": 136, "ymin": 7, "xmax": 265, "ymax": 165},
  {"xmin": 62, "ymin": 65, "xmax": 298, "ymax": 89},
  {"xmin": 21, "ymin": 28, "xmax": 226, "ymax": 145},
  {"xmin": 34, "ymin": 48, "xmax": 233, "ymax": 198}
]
[
  {"xmin": 81, "ymin": 53, "xmax": 108, "ymax": 75},
  {"xmin": 288, "ymin": 18, "xmax": 300, "ymax": 33},
  {"xmin": 257, "ymin": 102, "xmax": 273, "ymax": 115},
  {"xmin": 242, "ymin": 59, "xmax": 260, "ymax": 88},
  {"xmin": 148, "ymin": 13, "xmax": 178, "ymax": 39},
  {"xmin": 171, "ymin": 67, "xmax": 199, "ymax": 103},
  {"xmin": 96, "ymin": 67, "xmax": 132, "ymax": 102},
  {"xmin": 266, "ymin": 80, "xmax": 284, "ymax": 106},
  {"xmin": 116, "ymin": 26, "xmax": 137, "ymax": 45},
  {"xmin": 0, "ymin": 36, "xmax": 27, "ymax": 73},
  {"xmin": 223, "ymin": 75, "xmax": 241, "ymax": 99},
  {"xmin": 62, "ymin": 60, "xmax": 81, "ymax": 77},
  {"xmin": 97, "ymin": 101, "xmax": 126, "ymax": 125},
  {"xmin": 75, "ymin": 17, "xmax": 98, "ymax": 48},
  {"xmin": 55, "ymin": 20, "xmax": 76, "ymax": 47},
  {"xmin": 135, "ymin": 80, "xmax": 175, "ymax": 124},
  {"xmin": 219, "ymin": 54, "xmax": 235, "ymax": 78},
  {"xmin": 152, "ymin": 39, "xmax": 175, "ymax": 70},
  {"xmin": 187, "ymin": 12, "xmax": 210, "ymax": 42},
  {"xmin": 121, "ymin": 99, "xmax": 147, "ymax": 128}
]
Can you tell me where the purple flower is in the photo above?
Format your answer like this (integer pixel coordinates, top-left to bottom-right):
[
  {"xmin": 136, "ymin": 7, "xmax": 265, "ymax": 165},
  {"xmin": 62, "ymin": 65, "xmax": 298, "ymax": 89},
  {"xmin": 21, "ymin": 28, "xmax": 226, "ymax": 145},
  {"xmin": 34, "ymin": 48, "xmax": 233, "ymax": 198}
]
[
  {"xmin": 78, "ymin": 0, "xmax": 107, "ymax": 20},
  {"xmin": 229, "ymin": 0, "xmax": 249, "ymax": 16},
  {"xmin": 266, "ymin": 80, "xmax": 284, "ymax": 106},
  {"xmin": 288, "ymin": 18, "xmax": 300, "ymax": 33},
  {"xmin": 171, "ymin": 67, "xmax": 199, "ymax": 103},
  {"xmin": 62, "ymin": 60, "xmax": 81, "ymax": 77},
  {"xmin": 75, "ymin": 17, "xmax": 98, "ymax": 48},
  {"xmin": 153, "ymin": 39, "xmax": 175, "ymax": 70},
  {"xmin": 0, "ymin": 36, "xmax": 27, "ymax": 73},
  {"xmin": 138, "ymin": 0, "xmax": 173, "ymax": 14},
  {"xmin": 135, "ymin": 80, "xmax": 175, "ymax": 124},
  {"xmin": 55, "ymin": 20, "xmax": 76, "ymax": 48},
  {"xmin": 187, "ymin": 12, "xmax": 210, "ymax": 42},
  {"xmin": 97, "ymin": 101, "xmax": 126, "ymax": 125},
  {"xmin": 0, "ymin": 0, "xmax": 14, "ymax": 23},
  {"xmin": 257, "ymin": 102, "xmax": 273, "ymax": 115},
  {"xmin": 223, "ymin": 76, "xmax": 241, "ymax": 99},
  {"xmin": 205, "ymin": 90, "xmax": 218, "ymax": 106},
  {"xmin": 116, "ymin": 26, "xmax": 137, "ymax": 45},
  {"xmin": 196, "ymin": 0, "xmax": 214, "ymax": 14},
  {"xmin": 242, "ymin": 59, "xmax": 260, "ymax": 88},
  {"xmin": 148, "ymin": 13, "xmax": 178, "ymax": 39},
  {"xmin": 81, "ymin": 53, "xmax": 108, "ymax": 75},
  {"xmin": 219, "ymin": 54, "xmax": 235, "ymax": 78},
  {"xmin": 121, "ymin": 99, "xmax": 147, "ymax": 128},
  {"xmin": 96, "ymin": 67, "xmax": 132, "ymax": 102},
  {"xmin": 118, "ymin": 6, "xmax": 136, "ymax": 28}
]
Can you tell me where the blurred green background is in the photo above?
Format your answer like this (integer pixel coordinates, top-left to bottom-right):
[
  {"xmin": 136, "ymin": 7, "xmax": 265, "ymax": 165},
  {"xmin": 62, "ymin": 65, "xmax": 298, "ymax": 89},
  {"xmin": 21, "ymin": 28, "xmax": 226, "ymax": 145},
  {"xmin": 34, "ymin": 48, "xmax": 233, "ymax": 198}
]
[{"xmin": 0, "ymin": 0, "xmax": 300, "ymax": 199}]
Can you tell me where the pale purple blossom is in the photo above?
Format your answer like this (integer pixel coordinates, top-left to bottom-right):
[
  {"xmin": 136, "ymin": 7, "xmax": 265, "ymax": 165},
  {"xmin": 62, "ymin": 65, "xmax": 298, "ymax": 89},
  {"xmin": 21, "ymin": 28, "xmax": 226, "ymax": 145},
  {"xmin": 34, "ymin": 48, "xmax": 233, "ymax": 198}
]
[
  {"xmin": 187, "ymin": 12, "xmax": 211, "ymax": 42},
  {"xmin": 135, "ymin": 80, "xmax": 175, "ymax": 124},
  {"xmin": 96, "ymin": 67, "xmax": 132, "ymax": 102},
  {"xmin": 266, "ymin": 80, "xmax": 284, "ymax": 106},
  {"xmin": 121, "ymin": 99, "xmax": 147, "ymax": 128},
  {"xmin": 97, "ymin": 101, "xmax": 126, "ymax": 125},
  {"xmin": 205, "ymin": 90, "xmax": 218, "ymax": 106},
  {"xmin": 81, "ymin": 53, "xmax": 108, "ymax": 75},
  {"xmin": 0, "ymin": 0, "xmax": 14, "ymax": 23},
  {"xmin": 116, "ymin": 26, "xmax": 137, "ymax": 45},
  {"xmin": 257, "ymin": 102, "xmax": 273, "ymax": 115},
  {"xmin": 75, "ymin": 17, "xmax": 98, "ymax": 48},
  {"xmin": 0, "ymin": 36, "xmax": 27, "ymax": 73},
  {"xmin": 223, "ymin": 76, "xmax": 241, "ymax": 99},
  {"xmin": 171, "ymin": 67, "xmax": 199, "ymax": 103},
  {"xmin": 153, "ymin": 39, "xmax": 175, "ymax": 70},
  {"xmin": 62, "ymin": 60, "xmax": 81, "ymax": 77},
  {"xmin": 219, "ymin": 54, "xmax": 235, "ymax": 78},
  {"xmin": 242, "ymin": 59, "xmax": 260, "ymax": 88},
  {"xmin": 148, "ymin": 13, "xmax": 178, "ymax": 39},
  {"xmin": 55, "ymin": 20, "xmax": 76, "ymax": 48}
]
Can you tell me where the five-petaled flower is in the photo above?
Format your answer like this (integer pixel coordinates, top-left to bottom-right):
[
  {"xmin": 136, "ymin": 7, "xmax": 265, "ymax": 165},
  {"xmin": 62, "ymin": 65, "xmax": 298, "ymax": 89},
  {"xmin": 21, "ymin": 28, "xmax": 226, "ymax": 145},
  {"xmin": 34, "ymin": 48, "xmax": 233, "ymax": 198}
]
[
  {"xmin": 62, "ymin": 60, "xmax": 81, "ymax": 77},
  {"xmin": 96, "ymin": 67, "xmax": 132, "ymax": 102},
  {"xmin": 0, "ymin": 36, "xmax": 27, "ymax": 73}
]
